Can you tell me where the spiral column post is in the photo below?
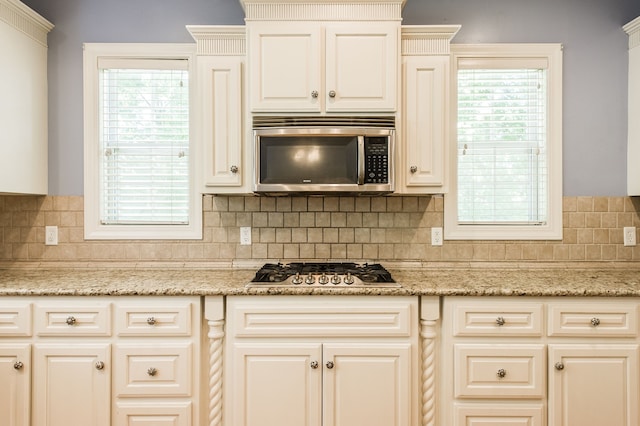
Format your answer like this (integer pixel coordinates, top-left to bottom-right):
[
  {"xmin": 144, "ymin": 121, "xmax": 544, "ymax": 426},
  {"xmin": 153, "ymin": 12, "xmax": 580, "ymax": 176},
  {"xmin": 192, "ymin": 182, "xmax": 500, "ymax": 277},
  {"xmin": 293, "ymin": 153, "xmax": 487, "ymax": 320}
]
[
  {"xmin": 420, "ymin": 297, "xmax": 440, "ymax": 426},
  {"xmin": 205, "ymin": 297, "xmax": 225, "ymax": 426}
]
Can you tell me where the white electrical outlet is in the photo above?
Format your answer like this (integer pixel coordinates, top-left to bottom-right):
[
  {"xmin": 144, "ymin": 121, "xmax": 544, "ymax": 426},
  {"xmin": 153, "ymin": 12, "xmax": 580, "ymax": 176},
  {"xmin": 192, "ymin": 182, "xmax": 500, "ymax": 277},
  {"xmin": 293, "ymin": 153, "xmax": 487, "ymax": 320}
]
[
  {"xmin": 45, "ymin": 226, "xmax": 58, "ymax": 245},
  {"xmin": 240, "ymin": 227, "xmax": 252, "ymax": 245},
  {"xmin": 431, "ymin": 227, "xmax": 443, "ymax": 246},
  {"xmin": 624, "ymin": 226, "xmax": 636, "ymax": 246}
]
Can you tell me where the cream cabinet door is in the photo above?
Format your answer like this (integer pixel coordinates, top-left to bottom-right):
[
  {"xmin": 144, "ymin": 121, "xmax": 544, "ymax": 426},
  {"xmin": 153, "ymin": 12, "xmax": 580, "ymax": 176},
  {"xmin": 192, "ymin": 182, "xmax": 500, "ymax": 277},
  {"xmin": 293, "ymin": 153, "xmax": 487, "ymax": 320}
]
[
  {"xmin": 197, "ymin": 56, "xmax": 245, "ymax": 191},
  {"xmin": 0, "ymin": 344, "xmax": 30, "ymax": 426},
  {"xmin": 33, "ymin": 343, "xmax": 111, "ymax": 426},
  {"xmin": 324, "ymin": 22, "xmax": 398, "ymax": 112},
  {"xmin": 548, "ymin": 344, "xmax": 639, "ymax": 426},
  {"xmin": 248, "ymin": 22, "xmax": 321, "ymax": 112},
  {"xmin": 322, "ymin": 343, "xmax": 411, "ymax": 426},
  {"xmin": 230, "ymin": 343, "xmax": 323, "ymax": 426},
  {"xmin": 401, "ymin": 55, "xmax": 448, "ymax": 192}
]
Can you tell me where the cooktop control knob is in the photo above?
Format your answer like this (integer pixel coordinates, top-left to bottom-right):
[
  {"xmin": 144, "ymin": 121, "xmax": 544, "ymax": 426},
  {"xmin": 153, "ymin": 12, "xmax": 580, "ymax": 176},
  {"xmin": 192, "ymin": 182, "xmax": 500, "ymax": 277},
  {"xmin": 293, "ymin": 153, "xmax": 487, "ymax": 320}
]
[
  {"xmin": 305, "ymin": 274, "xmax": 315, "ymax": 285},
  {"xmin": 331, "ymin": 274, "xmax": 341, "ymax": 285},
  {"xmin": 292, "ymin": 273, "xmax": 303, "ymax": 285},
  {"xmin": 318, "ymin": 273, "xmax": 329, "ymax": 285},
  {"xmin": 343, "ymin": 272, "xmax": 354, "ymax": 285}
]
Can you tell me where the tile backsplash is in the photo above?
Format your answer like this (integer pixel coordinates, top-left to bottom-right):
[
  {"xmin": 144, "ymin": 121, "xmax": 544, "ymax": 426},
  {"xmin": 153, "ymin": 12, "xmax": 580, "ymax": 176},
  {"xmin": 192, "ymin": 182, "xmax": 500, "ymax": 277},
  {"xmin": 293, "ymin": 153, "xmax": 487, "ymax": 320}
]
[{"xmin": 1, "ymin": 194, "xmax": 640, "ymax": 264}]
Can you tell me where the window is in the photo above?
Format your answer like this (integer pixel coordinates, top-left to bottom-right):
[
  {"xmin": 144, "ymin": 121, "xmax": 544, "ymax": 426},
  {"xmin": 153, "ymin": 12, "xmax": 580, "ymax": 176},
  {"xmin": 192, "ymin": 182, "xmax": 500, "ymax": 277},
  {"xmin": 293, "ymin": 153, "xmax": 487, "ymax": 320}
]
[
  {"xmin": 444, "ymin": 44, "xmax": 563, "ymax": 240},
  {"xmin": 83, "ymin": 44, "xmax": 201, "ymax": 239}
]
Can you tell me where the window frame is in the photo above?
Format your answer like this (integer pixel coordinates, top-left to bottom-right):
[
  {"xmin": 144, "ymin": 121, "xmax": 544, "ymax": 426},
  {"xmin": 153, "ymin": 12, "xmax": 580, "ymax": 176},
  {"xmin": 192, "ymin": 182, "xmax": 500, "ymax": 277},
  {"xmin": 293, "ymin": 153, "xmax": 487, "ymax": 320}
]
[
  {"xmin": 444, "ymin": 43, "xmax": 563, "ymax": 240},
  {"xmin": 83, "ymin": 43, "xmax": 202, "ymax": 240}
]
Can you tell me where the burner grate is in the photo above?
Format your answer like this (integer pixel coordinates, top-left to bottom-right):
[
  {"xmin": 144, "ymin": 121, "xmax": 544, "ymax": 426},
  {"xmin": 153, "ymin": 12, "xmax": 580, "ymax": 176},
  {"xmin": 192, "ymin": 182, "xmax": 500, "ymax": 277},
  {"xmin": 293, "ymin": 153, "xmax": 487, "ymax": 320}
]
[{"xmin": 249, "ymin": 262, "xmax": 397, "ymax": 287}]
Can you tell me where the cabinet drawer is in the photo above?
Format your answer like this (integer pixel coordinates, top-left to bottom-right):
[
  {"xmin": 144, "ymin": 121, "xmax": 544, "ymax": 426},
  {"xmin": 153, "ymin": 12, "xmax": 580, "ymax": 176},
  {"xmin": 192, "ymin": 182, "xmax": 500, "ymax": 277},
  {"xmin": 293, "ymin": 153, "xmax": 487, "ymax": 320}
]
[
  {"xmin": 115, "ymin": 302, "xmax": 192, "ymax": 336},
  {"xmin": 114, "ymin": 343, "xmax": 192, "ymax": 397},
  {"xmin": 454, "ymin": 344, "xmax": 545, "ymax": 398},
  {"xmin": 34, "ymin": 302, "xmax": 111, "ymax": 336},
  {"xmin": 0, "ymin": 302, "xmax": 31, "ymax": 336},
  {"xmin": 228, "ymin": 296, "xmax": 416, "ymax": 337},
  {"xmin": 454, "ymin": 403, "xmax": 545, "ymax": 426},
  {"xmin": 115, "ymin": 401, "xmax": 192, "ymax": 426},
  {"xmin": 548, "ymin": 302, "xmax": 638, "ymax": 337},
  {"xmin": 451, "ymin": 301, "xmax": 544, "ymax": 337}
]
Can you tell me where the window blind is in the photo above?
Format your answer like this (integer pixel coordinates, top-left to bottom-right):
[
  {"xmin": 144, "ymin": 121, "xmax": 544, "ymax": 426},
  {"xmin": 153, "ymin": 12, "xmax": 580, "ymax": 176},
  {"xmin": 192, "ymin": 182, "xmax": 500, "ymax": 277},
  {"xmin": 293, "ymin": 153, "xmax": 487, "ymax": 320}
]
[
  {"xmin": 457, "ymin": 68, "xmax": 548, "ymax": 225},
  {"xmin": 98, "ymin": 60, "xmax": 190, "ymax": 225}
]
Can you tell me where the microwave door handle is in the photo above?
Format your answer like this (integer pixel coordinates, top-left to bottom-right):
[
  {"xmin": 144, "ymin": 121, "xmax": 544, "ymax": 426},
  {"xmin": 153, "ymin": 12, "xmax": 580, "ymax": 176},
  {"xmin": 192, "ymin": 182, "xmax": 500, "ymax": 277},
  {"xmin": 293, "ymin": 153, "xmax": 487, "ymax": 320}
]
[{"xmin": 357, "ymin": 136, "xmax": 365, "ymax": 185}]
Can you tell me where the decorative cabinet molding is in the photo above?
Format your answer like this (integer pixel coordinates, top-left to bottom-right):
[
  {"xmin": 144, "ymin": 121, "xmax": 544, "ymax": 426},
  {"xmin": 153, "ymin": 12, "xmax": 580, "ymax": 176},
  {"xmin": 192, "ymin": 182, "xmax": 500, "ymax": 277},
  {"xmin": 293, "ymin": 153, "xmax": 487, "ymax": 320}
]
[
  {"xmin": 625, "ymin": 16, "xmax": 640, "ymax": 195},
  {"xmin": 239, "ymin": 0, "xmax": 405, "ymax": 22},
  {"xmin": 398, "ymin": 25, "xmax": 459, "ymax": 194},
  {"xmin": 0, "ymin": 0, "xmax": 53, "ymax": 195}
]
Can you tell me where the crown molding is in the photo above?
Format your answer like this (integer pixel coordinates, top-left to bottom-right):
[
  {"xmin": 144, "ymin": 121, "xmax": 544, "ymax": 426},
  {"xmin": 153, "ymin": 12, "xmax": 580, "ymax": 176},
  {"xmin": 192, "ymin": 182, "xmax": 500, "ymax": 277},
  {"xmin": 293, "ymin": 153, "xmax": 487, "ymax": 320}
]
[
  {"xmin": 187, "ymin": 25, "xmax": 246, "ymax": 55},
  {"xmin": 0, "ymin": 0, "xmax": 53, "ymax": 47},
  {"xmin": 624, "ymin": 16, "xmax": 640, "ymax": 49},
  {"xmin": 401, "ymin": 25, "xmax": 461, "ymax": 55},
  {"xmin": 240, "ymin": 0, "xmax": 405, "ymax": 21}
]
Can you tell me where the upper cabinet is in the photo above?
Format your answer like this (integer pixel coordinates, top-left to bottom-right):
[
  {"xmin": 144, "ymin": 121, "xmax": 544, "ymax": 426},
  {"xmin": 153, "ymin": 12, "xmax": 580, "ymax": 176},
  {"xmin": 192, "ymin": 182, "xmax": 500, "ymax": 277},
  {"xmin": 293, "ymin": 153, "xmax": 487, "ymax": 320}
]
[
  {"xmin": 0, "ymin": 0, "xmax": 53, "ymax": 195},
  {"xmin": 625, "ymin": 17, "xmax": 640, "ymax": 195},
  {"xmin": 188, "ymin": 26, "xmax": 252, "ymax": 194},
  {"xmin": 397, "ymin": 25, "xmax": 459, "ymax": 194},
  {"xmin": 248, "ymin": 21, "xmax": 398, "ymax": 113},
  {"xmin": 242, "ymin": 0, "xmax": 403, "ymax": 114}
]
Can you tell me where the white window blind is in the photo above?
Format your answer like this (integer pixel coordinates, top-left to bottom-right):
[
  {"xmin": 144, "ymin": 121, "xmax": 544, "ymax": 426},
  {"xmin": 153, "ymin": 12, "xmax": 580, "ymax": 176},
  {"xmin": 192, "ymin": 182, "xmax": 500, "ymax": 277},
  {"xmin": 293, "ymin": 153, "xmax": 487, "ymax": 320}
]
[
  {"xmin": 98, "ymin": 58, "xmax": 190, "ymax": 225},
  {"xmin": 457, "ymin": 66, "xmax": 548, "ymax": 225}
]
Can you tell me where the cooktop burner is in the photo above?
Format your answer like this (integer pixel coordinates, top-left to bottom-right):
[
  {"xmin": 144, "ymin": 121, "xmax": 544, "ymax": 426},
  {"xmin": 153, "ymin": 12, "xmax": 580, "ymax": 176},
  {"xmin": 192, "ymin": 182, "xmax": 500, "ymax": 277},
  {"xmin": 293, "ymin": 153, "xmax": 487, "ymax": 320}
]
[{"xmin": 248, "ymin": 262, "xmax": 399, "ymax": 288}]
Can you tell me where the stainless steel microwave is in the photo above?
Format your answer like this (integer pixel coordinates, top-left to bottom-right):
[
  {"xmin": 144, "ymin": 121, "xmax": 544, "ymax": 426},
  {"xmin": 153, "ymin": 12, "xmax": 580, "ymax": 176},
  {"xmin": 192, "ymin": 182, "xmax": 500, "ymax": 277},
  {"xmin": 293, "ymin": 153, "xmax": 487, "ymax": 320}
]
[{"xmin": 253, "ymin": 117, "xmax": 395, "ymax": 195}]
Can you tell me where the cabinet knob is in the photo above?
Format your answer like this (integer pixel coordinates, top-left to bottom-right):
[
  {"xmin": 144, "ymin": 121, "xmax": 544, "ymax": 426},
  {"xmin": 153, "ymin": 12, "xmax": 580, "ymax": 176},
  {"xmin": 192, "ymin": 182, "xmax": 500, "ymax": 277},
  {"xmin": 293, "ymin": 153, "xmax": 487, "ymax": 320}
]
[
  {"xmin": 14, "ymin": 361, "xmax": 24, "ymax": 370},
  {"xmin": 496, "ymin": 316, "xmax": 506, "ymax": 326},
  {"xmin": 326, "ymin": 361, "xmax": 334, "ymax": 369},
  {"xmin": 147, "ymin": 317, "xmax": 157, "ymax": 326},
  {"xmin": 310, "ymin": 361, "xmax": 319, "ymax": 369},
  {"xmin": 230, "ymin": 165, "xmax": 239, "ymax": 174},
  {"xmin": 147, "ymin": 367, "xmax": 158, "ymax": 376},
  {"xmin": 410, "ymin": 166, "xmax": 418, "ymax": 174},
  {"xmin": 496, "ymin": 368, "xmax": 507, "ymax": 378},
  {"xmin": 590, "ymin": 317, "xmax": 601, "ymax": 326},
  {"xmin": 311, "ymin": 90, "xmax": 319, "ymax": 99},
  {"xmin": 66, "ymin": 316, "xmax": 77, "ymax": 326},
  {"xmin": 328, "ymin": 90, "xmax": 336, "ymax": 98},
  {"xmin": 95, "ymin": 361, "xmax": 105, "ymax": 370},
  {"xmin": 555, "ymin": 362, "xmax": 565, "ymax": 371}
]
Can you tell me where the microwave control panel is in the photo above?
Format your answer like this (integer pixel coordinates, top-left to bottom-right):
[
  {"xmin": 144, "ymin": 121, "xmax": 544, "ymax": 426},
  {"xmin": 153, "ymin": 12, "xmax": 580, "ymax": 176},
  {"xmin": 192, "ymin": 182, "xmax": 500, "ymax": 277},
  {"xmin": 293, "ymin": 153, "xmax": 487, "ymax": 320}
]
[{"xmin": 364, "ymin": 137, "xmax": 389, "ymax": 184}]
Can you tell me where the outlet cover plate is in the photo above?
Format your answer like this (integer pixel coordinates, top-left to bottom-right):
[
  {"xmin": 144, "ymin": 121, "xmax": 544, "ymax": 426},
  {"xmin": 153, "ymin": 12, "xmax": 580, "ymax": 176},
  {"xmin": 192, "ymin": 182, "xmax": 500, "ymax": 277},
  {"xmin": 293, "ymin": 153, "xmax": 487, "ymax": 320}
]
[
  {"xmin": 624, "ymin": 227, "xmax": 636, "ymax": 246},
  {"xmin": 240, "ymin": 227, "xmax": 252, "ymax": 245},
  {"xmin": 431, "ymin": 227, "xmax": 443, "ymax": 246},
  {"xmin": 45, "ymin": 226, "xmax": 58, "ymax": 245}
]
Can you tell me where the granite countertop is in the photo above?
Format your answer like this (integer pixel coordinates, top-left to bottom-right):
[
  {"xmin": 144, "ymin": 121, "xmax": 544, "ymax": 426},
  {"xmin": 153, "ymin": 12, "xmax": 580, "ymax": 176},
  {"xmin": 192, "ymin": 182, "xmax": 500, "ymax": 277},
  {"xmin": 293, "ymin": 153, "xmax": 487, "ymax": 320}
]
[{"xmin": 2, "ymin": 262, "xmax": 640, "ymax": 297}]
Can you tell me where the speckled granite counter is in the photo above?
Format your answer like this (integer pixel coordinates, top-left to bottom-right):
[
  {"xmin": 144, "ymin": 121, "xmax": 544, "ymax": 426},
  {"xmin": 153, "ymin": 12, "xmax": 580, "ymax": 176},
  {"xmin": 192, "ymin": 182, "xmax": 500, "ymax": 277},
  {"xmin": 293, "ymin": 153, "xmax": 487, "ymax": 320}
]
[{"xmin": 2, "ymin": 263, "xmax": 640, "ymax": 297}]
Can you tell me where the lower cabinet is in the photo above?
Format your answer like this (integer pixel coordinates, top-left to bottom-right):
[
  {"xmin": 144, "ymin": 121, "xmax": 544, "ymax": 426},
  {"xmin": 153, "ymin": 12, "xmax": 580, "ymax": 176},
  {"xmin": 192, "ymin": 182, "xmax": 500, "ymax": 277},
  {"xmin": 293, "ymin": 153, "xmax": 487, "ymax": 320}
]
[
  {"xmin": 224, "ymin": 296, "xmax": 418, "ymax": 426},
  {"xmin": 33, "ymin": 343, "xmax": 111, "ymax": 426},
  {"xmin": 0, "ymin": 296, "xmax": 201, "ymax": 426},
  {"xmin": 0, "ymin": 344, "xmax": 30, "ymax": 426},
  {"xmin": 442, "ymin": 297, "xmax": 640, "ymax": 426},
  {"xmin": 548, "ymin": 344, "xmax": 639, "ymax": 426}
]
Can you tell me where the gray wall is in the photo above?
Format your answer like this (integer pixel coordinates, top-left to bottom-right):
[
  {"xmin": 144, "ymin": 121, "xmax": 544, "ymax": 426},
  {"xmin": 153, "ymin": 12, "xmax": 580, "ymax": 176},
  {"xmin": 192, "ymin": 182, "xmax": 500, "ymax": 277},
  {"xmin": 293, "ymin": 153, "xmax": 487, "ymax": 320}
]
[{"xmin": 22, "ymin": 0, "xmax": 640, "ymax": 196}]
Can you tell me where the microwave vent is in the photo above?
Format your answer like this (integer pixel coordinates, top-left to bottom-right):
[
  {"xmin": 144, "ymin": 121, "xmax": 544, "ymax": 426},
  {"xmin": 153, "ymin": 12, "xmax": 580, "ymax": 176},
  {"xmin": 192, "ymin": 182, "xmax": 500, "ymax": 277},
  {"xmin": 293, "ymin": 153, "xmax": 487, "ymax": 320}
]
[{"xmin": 252, "ymin": 116, "xmax": 395, "ymax": 129}]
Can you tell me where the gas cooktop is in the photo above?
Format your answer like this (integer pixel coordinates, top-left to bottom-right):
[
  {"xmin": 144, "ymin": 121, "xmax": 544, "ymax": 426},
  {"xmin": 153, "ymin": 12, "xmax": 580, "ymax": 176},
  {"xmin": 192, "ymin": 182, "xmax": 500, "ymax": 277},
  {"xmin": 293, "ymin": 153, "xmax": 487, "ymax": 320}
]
[{"xmin": 247, "ymin": 262, "xmax": 400, "ymax": 288}]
